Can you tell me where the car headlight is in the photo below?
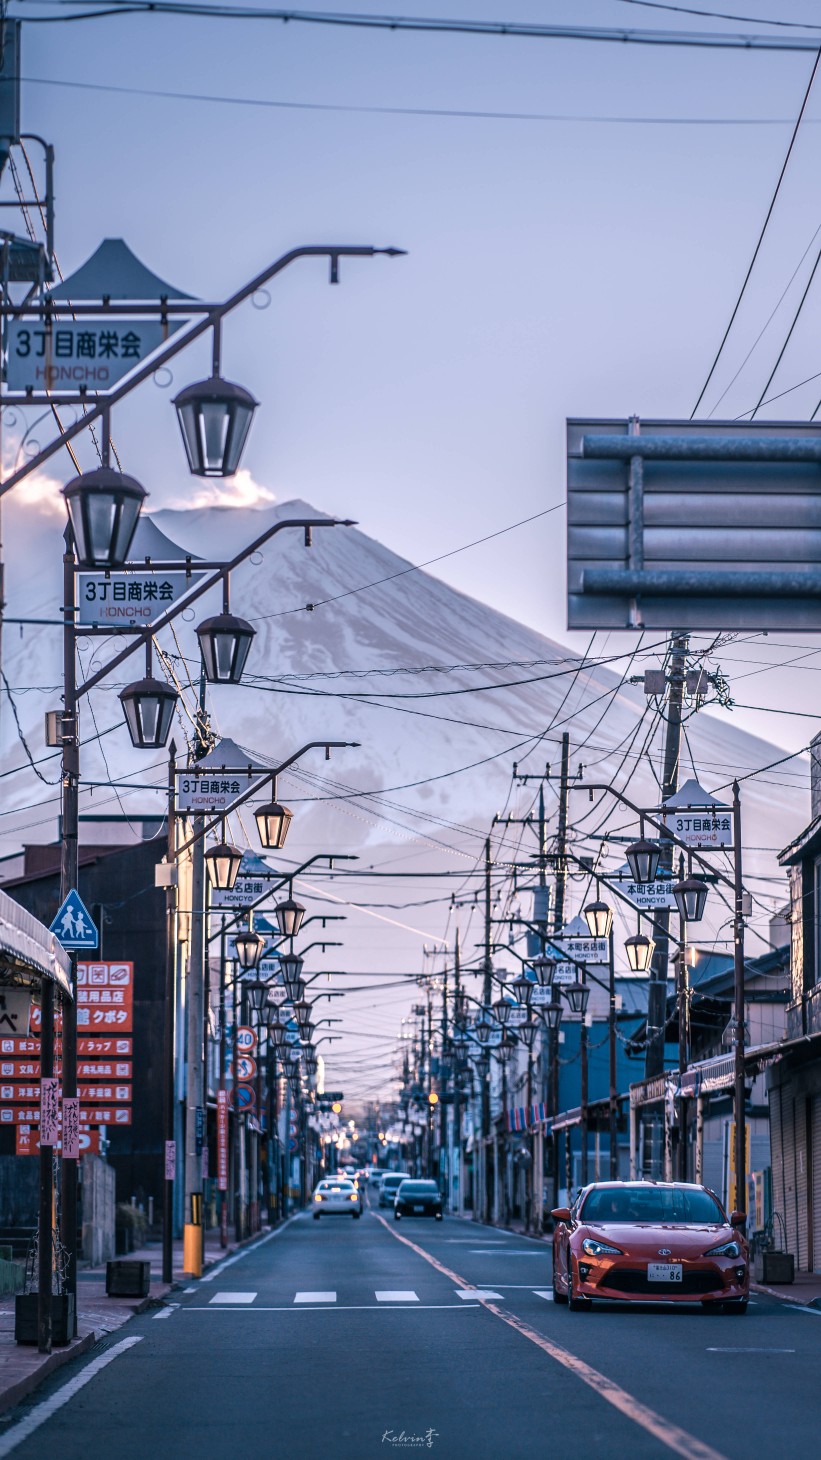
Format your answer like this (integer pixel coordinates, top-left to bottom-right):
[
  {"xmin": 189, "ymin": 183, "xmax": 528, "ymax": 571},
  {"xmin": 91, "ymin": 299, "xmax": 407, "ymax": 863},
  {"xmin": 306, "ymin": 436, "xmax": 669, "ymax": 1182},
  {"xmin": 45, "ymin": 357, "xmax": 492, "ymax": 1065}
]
[
  {"xmin": 705, "ymin": 1240, "xmax": 741, "ymax": 1258},
  {"xmin": 581, "ymin": 1238, "xmax": 623, "ymax": 1257}
]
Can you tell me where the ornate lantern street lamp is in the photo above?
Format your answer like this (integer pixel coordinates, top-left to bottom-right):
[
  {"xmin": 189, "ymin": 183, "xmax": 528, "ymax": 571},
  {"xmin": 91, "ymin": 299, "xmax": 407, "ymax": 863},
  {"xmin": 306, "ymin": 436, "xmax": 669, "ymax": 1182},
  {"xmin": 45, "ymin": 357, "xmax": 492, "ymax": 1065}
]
[
  {"xmin": 512, "ymin": 972, "xmax": 535, "ymax": 1008},
  {"xmin": 624, "ymin": 930, "xmax": 656, "ymax": 974},
  {"xmin": 196, "ymin": 579, "xmax": 256, "ymax": 685},
  {"xmin": 531, "ymin": 954, "xmax": 557, "ymax": 987},
  {"xmin": 563, "ymin": 982, "xmax": 590, "ymax": 1017},
  {"xmin": 119, "ymin": 645, "xmax": 177, "ymax": 750},
  {"xmin": 204, "ymin": 834, "xmax": 243, "ymax": 892},
  {"xmin": 255, "ymin": 781, "xmax": 293, "ymax": 851},
  {"xmin": 672, "ymin": 873, "xmax": 709, "ymax": 923},
  {"xmin": 63, "ymin": 463, "xmax": 147, "ymax": 569},
  {"xmin": 275, "ymin": 895, "xmax": 305, "ymax": 939},
  {"xmin": 584, "ymin": 898, "xmax": 614, "ymax": 940}
]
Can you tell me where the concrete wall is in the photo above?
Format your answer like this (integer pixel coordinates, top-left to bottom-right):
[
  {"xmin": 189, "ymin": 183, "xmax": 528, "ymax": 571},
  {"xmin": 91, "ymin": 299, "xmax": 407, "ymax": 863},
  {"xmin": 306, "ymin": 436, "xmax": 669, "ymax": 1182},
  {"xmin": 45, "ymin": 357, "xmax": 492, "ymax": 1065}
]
[{"xmin": 81, "ymin": 1154, "xmax": 115, "ymax": 1265}]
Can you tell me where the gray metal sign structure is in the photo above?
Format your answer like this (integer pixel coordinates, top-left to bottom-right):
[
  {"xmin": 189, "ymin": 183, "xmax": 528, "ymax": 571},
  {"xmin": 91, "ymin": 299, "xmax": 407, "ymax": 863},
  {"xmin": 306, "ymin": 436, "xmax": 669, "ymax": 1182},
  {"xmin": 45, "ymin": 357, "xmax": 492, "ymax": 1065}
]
[{"xmin": 567, "ymin": 418, "xmax": 821, "ymax": 630}]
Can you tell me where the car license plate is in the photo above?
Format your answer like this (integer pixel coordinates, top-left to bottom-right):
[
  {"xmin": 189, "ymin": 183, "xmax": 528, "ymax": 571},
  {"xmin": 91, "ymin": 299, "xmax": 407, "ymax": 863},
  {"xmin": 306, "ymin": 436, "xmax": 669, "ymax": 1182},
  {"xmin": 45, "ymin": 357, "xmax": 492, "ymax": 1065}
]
[
  {"xmin": 413, "ymin": 1204, "xmax": 424, "ymax": 1212},
  {"xmin": 647, "ymin": 1263, "xmax": 682, "ymax": 1283}
]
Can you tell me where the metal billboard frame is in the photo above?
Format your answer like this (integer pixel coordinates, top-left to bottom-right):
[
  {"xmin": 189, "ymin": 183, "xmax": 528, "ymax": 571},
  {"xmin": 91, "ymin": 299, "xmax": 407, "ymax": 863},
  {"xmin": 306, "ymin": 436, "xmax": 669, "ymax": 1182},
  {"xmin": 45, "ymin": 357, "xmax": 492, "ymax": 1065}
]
[{"xmin": 567, "ymin": 417, "xmax": 821, "ymax": 630}]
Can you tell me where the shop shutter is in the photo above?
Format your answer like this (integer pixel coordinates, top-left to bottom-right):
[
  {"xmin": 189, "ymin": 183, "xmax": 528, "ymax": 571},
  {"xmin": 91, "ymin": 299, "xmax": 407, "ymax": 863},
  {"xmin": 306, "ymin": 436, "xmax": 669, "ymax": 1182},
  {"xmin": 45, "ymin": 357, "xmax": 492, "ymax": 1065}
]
[
  {"xmin": 775, "ymin": 1087, "xmax": 797, "ymax": 1261},
  {"xmin": 795, "ymin": 1095, "xmax": 808, "ymax": 1270},
  {"xmin": 813, "ymin": 1094, "xmax": 821, "ymax": 1274}
]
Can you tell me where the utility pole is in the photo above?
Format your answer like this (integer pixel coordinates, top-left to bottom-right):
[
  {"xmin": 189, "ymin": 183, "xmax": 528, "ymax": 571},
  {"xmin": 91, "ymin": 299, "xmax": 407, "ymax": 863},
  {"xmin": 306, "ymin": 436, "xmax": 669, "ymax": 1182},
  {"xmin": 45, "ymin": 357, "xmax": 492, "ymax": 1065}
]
[
  {"xmin": 732, "ymin": 783, "xmax": 747, "ymax": 1216},
  {"xmin": 645, "ymin": 634, "xmax": 688, "ymax": 1082},
  {"xmin": 553, "ymin": 733, "xmax": 570, "ymax": 936},
  {"xmin": 452, "ymin": 930, "xmax": 462, "ymax": 1216},
  {"xmin": 480, "ymin": 837, "xmax": 492, "ymax": 1222},
  {"xmin": 162, "ymin": 743, "xmax": 177, "ymax": 1282},
  {"xmin": 58, "ymin": 528, "xmax": 80, "ymax": 1341},
  {"xmin": 183, "ymin": 672, "xmax": 209, "ymax": 1276}
]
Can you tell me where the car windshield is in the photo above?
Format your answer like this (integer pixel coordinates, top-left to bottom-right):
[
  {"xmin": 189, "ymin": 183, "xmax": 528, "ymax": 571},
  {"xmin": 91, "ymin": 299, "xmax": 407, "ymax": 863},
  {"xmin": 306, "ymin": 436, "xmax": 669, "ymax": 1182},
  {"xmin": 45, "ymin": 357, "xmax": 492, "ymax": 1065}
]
[
  {"xmin": 319, "ymin": 1181, "xmax": 353, "ymax": 1192},
  {"xmin": 383, "ymin": 1175, "xmax": 404, "ymax": 1185},
  {"xmin": 581, "ymin": 1185, "xmax": 724, "ymax": 1226},
  {"xmin": 399, "ymin": 1182, "xmax": 437, "ymax": 1195}
]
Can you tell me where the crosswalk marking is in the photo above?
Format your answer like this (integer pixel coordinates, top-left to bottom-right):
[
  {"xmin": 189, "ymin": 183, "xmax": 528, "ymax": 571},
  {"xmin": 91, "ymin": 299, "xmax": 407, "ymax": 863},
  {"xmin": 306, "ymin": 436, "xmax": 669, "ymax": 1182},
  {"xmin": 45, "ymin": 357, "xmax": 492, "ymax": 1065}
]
[
  {"xmin": 208, "ymin": 1292, "xmax": 257, "ymax": 1305},
  {"xmin": 294, "ymin": 1292, "xmax": 337, "ymax": 1304},
  {"xmin": 533, "ymin": 1290, "xmax": 554, "ymax": 1302},
  {"xmin": 152, "ymin": 1303, "xmax": 179, "ymax": 1319},
  {"xmin": 375, "ymin": 1291, "xmax": 419, "ymax": 1302},
  {"xmin": 455, "ymin": 1289, "xmax": 504, "ymax": 1301}
]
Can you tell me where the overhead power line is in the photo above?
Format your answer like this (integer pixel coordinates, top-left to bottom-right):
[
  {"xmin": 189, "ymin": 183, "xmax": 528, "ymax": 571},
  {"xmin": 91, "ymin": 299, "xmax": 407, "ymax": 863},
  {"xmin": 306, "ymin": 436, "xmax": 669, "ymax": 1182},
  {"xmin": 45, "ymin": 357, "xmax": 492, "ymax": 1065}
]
[{"xmin": 14, "ymin": 2, "xmax": 821, "ymax": 51}]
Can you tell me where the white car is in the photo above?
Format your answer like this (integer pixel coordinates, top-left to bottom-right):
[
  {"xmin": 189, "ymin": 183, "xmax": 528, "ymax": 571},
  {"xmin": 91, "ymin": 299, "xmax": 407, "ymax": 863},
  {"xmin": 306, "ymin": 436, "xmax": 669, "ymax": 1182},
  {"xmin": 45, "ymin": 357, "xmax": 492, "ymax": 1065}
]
[{"xmin": 312, "ymin": 1179, "xmax": 362, "ymax": 1219}]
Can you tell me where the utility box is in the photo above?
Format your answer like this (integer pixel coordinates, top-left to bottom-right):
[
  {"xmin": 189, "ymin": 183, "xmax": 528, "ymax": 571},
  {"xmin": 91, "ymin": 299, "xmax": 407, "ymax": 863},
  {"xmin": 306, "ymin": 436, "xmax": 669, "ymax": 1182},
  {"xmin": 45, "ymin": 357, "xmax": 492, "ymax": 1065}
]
[{"xmin": 105, "ymin": 1260, "xmax": 150, "ymax": 1298}]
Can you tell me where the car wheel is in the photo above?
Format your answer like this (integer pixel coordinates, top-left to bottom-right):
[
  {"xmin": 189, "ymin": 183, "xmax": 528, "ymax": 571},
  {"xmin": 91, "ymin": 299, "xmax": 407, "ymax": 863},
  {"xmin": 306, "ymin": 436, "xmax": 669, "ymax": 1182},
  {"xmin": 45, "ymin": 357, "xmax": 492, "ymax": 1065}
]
[
  {"xmin": 353, "ymin": 1212, "xmax": 361, "ymax": 1220},
  {"xmin": 435, "ymin": 1213, "xmax": 443, "ymax": 1221},
  {"xmin": 552, "ymin": 1261, "xmax": 568, "ymax": 1305},
  {"xmin": 313, "ymin": 1214, "xmax": 320, "ymax": 1221},
  {"xmin": 723, "ymin": 1298, "xmax": 748, "ymax": 1315},
  {"xmin": 568, "ymin": 1263, "xmax": 592, "ymax": 1312},
  {"xmin": 394, "ymin": 1212, "xmax": 402, "ymax": 1221}
]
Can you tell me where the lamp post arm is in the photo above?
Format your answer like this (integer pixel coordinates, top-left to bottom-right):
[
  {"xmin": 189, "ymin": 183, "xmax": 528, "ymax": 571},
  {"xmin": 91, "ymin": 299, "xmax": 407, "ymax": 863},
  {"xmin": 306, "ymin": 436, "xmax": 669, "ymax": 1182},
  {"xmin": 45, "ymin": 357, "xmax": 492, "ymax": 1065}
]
[
  {"xmin": 572, "ymin": 783, "xmax": 736, "ymax": 892},
  {"xmin": 77, "ymin": 521, "xmax": 357, "ymax": 699},
  {"xmin": 205, "ymin": 855, "xmax": 358, "ymax": 947},
  {"xmin": 175, "ymin": 745, "xmax": 359, "ymax": 858},
  {"xmin": 0, "ymin": 244, "xmax": 405, "ymax": 499}
]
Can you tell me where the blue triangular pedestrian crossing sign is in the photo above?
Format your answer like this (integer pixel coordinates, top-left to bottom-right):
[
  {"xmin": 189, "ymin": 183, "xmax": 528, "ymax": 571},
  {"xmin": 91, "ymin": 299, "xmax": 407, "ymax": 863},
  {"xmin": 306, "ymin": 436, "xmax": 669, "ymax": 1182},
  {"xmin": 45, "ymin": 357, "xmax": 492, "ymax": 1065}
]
[{"xmin": 49, "ymin": 890, "xmax": 98, "ymax": 950}]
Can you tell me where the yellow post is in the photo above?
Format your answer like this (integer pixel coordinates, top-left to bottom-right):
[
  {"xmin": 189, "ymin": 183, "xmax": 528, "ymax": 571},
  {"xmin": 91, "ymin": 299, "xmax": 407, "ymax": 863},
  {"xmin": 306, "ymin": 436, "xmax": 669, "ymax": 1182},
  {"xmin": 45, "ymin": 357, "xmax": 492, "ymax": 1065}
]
[{"xmin": 183, "ymin": 1194, "xmax": 203, "ymax": 1278}]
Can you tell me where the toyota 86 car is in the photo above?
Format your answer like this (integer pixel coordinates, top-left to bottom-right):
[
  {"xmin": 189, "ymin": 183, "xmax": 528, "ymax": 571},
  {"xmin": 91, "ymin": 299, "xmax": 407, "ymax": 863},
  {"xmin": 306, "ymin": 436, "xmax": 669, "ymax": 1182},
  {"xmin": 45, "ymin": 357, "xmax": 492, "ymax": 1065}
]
[{"xmin": 551, "ymin": 1181, "xmax": 749, "ymax": 1313}]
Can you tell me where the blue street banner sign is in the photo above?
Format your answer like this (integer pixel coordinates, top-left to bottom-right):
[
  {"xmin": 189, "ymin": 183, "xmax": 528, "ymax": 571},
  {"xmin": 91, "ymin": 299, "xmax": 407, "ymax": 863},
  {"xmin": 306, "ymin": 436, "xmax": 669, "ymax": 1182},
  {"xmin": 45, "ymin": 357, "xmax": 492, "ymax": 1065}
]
[{"xmin": 50, "ymin": 890, "xmax": 98, "ymax": 950}]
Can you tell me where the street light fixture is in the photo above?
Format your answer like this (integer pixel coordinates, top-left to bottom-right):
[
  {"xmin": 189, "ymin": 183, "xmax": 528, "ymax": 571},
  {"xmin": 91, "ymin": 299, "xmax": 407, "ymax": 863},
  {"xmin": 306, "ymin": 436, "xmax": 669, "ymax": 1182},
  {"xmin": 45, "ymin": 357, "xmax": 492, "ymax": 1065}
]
[
  {"xmin": 624, "ymin": 931, "xmax": 656, "ymax": 974},
  {"xmin": 493, "ymin": 995, "xmax": 513, "ymax": 1027},
  {"xmin": 234, "ymin": 929, "xmax": 265, "ymax": 972},
  {"xmin": 531, "ymin": 954, "xmax": 557, "ymax": 987},
  {"xmin": 293, "ymin": 999, "xmax": 313, "ymax": 1028},
  {"xmin": 63, "ymin": 464, "xmax": 147, "ymax": 568},
  {"xmin": 474, "ymin": 1008, "xmax": 494, "ymax": 1046},
  {"xmin": 118, "ymin": 645, "xmax": 177, "ymax": 749},
  {"xmin": 255, "ymin": 784, "xmax": 293, "ymax": 850},
  {"xmin": 519, "ymin": 1018, "xmax": 539, "ymax": 1051},
  {"xmin": 278, "ymin": 952, "xmax": 304, "ymax": 1001},
  {"xmin": 626, "ymin": 835, "xmax": 661, "ymax": 886},
  {"xmin": 563, "ymin": 982, "xmax": 590, "ymax": 1017},
  {"xmin": 196, "ymin": 581, "xmax": 256, "ymax": 685},
  {"xmin": 583, "ymin": 898, "xmax": 614, "ymax": 940},
  {"xmin": 173, "ymin": 371, "xmax": 258, "ymax": 479},
  {"xmin": 243, "ymin": 975, "xmax": 269, "ymax": 1013},
  {"xmin": 672, "ymin": 873, "xmax": 709, "ymax": 923},
  {"xmin": 204, "ymin": 837, "xmax": 244, "ymax": 892},
  {"xmin": 542, "ymin": 998, "xmax": 563, "ymax": 1031},
  {"xmin": 512, "ymin": 971, "xmax": 535, "ymax": 1008},
  {"xmin": 275, "ymin": 895, "xmax": 306, "ymax": 939}
]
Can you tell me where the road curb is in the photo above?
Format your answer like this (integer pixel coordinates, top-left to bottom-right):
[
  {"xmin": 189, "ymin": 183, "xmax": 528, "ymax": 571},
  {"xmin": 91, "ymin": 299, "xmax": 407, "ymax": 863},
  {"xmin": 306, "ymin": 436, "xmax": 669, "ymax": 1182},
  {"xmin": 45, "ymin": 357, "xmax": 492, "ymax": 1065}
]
[
  {"xmin": 0, "ymin": 1331, "xmax": 96, "ymax": 1416},
  {"xmin": 751, "ymin": 1281, "xmax": 821, "ymax": 1309}
]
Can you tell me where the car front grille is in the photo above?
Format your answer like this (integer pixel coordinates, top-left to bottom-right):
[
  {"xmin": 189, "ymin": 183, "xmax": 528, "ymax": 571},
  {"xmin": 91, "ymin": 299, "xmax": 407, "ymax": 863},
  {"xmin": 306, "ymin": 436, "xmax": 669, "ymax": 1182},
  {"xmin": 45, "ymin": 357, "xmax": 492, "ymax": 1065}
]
[{"xmin": 601, "ymin": 1269, "xmax": 722, "ymax": 1296}]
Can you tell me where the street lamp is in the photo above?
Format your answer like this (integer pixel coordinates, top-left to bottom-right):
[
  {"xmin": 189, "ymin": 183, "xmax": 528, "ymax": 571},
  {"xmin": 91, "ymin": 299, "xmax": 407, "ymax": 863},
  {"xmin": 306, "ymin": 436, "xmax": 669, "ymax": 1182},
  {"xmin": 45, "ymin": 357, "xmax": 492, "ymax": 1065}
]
[
  {"xmin": 63, "ymin": 464, "xmax": 147, "ymax": 568},
  {"xmin": 531, "ymin": 953, "xmax": 557, "ymax": 987},
  {"xmin": 278, "ymin": 952, "xmax": 304, "ymax": 1001},
  {"xmin": 474, "ymin": 1008, "xmax": 494, "ymax": 1046},
  {"xmin": 518, "ymin": 1018, "xmax": 539, "ymax": 1051},
  {"xmin": 624, "ymin": 930, "xmax": 655, "ymax": 974},
  {"xmin": 173, "ymin": 374, "xmax": 258, "ymax": 478},
  {"xmin": 542, "ymin": 998, "xmax": 563, "ymax": 1031},
  {"xmin": 583, "ymin": 898, "xmax": 613, "ymax": 939},
  {"xmin": 626, "ymin": 835, "xmax": 661, "ymax": 885},
  {"xmin": 275, "ymin": 895, "xmax": 306, "ymax": 939},
  {"xmin": 234, "ymin": 929, "xmax": 265, "ymax": 972},
  {"xmin": 293, "ymin": 999, "xmax": 313, "ymax": 1028},
  {"xmin": 242, "ymin": 975, "xmax": 269, "ymax": 1014},
  {"xmin": 563, "ymin": 982, "xmax": 590, "ymax": 1017},
  {"xmin": 196, "ymin": 588, "xmax": 256, "ymax": 685},
  {"xmin": 512, "ymin": 972, "xmax": 535, "ymax": 1008},
  {"xmin": 493, "ymin": 995, "xmax": 513, "ymax": 1027},
  {"xmin": 672, "ymin": 873, "xmax": 709, "ymax": 923},
  {"xmin": 204, "ymin": 833, "xmax": 243, "ymax": 891},
  {"xmin": 118, "ymin": 648, "xmax": 177, "ymax": 749},
  {"xmin": 255, "ymin": 788, "xmax": 293, "ymax": 850}
]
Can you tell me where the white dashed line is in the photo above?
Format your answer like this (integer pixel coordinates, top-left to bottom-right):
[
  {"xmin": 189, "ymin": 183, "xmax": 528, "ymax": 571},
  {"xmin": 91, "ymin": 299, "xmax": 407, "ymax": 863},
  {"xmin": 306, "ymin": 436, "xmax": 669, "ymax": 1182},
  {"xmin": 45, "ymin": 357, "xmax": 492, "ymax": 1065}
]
[
  {"xmin": 294, "ymin": 1292, "xmax": 337, "ymax": 1304},
  {"xmin": 375, "ymin": 1291, "xmax": 419, "ymax": 1302},
  {"xmin": 152, "ymin": 1303, "xmax": 180, "ymax": 1320},
  {"xmin": 0, "ymin": 1337, "xmax": 143, "ymax": 1458},
  {"xmin": 533, "ymin": 1290, "xmax": 554, "ymax": 1302},
  {"xmin": 455, "ymin": 1289, "xmax": 505, "ymax": 1301},
  {"xmin": 208, "ymin": 1292, "xmax": 257, "ymax": 1305}
]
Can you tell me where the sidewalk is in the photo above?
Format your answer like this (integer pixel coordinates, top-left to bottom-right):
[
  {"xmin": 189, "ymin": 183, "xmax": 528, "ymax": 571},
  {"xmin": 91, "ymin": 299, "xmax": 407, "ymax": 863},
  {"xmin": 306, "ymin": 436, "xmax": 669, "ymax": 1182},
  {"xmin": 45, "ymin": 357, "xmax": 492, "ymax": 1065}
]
[
  {"xmin": 751, "ymin": 1269, "xmax": 821, "ymax": 1309},
  {"xmin": 0, "ymin": 1224, "xmax": 268, "ymax": 1415}
]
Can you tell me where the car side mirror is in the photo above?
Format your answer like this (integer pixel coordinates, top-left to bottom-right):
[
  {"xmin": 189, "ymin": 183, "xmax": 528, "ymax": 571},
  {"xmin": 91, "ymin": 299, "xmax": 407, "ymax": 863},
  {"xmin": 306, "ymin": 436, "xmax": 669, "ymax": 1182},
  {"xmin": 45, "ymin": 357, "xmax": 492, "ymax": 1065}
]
[
  {"xmin": 551, "ymin": 1207, "xmax": 572, "ymax": 1223},
  {"xmin": 730, "ymin": 1211, "xmax": 747, "ymax": 1228}
]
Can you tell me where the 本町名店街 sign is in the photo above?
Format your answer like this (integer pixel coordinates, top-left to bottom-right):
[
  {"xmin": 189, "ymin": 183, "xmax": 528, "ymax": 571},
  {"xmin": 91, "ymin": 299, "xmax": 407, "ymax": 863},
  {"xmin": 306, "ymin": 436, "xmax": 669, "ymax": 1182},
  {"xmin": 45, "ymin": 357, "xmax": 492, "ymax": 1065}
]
[
  {"xmin": 77, "ymin": 570, "xmax": 204, "ymax": 626},
  {"xmin": 5, "ymin": 318, "xmax": 185, "ymax": 392}
]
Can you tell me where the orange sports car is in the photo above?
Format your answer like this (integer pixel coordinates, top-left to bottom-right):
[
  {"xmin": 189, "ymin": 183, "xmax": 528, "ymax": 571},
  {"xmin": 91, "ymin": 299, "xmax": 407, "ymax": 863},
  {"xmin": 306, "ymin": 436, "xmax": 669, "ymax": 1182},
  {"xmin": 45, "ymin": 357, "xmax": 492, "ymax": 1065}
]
[{"xmin": 551, "ymin": 1180, "xmax": 749, "ymax": 1313}]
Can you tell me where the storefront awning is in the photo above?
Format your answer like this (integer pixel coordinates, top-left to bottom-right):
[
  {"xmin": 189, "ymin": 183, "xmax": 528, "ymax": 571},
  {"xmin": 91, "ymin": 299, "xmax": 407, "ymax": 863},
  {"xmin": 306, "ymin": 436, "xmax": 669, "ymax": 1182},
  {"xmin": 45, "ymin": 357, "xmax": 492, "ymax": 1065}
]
[{"xmin": 0, "ymin": 890, "xmax": 72, "ymax": 1000}]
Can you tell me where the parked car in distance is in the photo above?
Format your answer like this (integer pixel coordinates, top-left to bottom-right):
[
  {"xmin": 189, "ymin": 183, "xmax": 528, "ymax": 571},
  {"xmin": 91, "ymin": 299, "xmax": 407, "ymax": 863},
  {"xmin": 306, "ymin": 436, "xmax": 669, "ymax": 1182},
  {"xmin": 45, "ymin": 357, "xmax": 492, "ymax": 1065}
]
[
  {"xmin": 378, "ymin": 1172, "xmax": 409, "ymax": 1208},
  {"xmin": 551, "ymin": 1180, "xmax": 749, "ymax": 1312},
  {"xmin": 312, "ymin": 1178, "xmax": 362, "ymax": 1220},
  {"xmin": 393, "ymin": 1179, "xmax": 443, "ymax": 1221},
  {"xmin": 368, "ymin": 1169, "xmax": 385, "ymax": 1187}
]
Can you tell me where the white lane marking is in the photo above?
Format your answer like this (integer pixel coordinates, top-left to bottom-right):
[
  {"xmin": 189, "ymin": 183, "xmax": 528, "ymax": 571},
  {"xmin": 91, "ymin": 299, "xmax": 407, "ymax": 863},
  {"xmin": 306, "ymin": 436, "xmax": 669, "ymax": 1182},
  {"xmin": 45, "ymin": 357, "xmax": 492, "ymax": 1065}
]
[
  {"xmin": 706, "ymin": 1347, "xmax": 795, "ymax": 1353},
  {"xmin": 477, "ymin": 1284, "xmax": 547, "ymax": 1289},
  {"xmin": 375, "ymin": 1291, "xmax": 419, "ymax": 1302},
  {"xmin": 183, "ymin": 1287, "xmax": 197, "ymax": 1293},
  {"xmin": 184, "ymin": 1304, "xmax": 477, "ymax": 1312},
  {"xmin": 199, "ymin": 1216, "xmax": 296, "ymax": 1283},
  {"xmin": 445, "ymin": 1240, "xmax": 509, "ymax": 1245},
  {"xmin": 455, "ymin": 1289, "xmax": 504, "ymax": 1301},
  {"xmin": 533, "ymin": 1290, "xmax": 554, "ymax": 1302},
  {"xmin": 0, "ymin": 1337, "xmax": 142, "ymax": 1459},
  {"xmin": 294, "ymin": 1292, "xmax": 337, "ymax": 1304},
  {"xmin": 795, "ymin": 1306, "xmax": 821, "ymax": 1316},
  {"xmin": 208, "ymin": 1292, "xmax": 257, "ymax": 1305},
  {"xmin": 471, "ymin": 1250, "xmax": 545, "ymax": 1256},
  {"xmin": 152, "ymin": 1303, "xmax": 180, "ymax": 1320}
]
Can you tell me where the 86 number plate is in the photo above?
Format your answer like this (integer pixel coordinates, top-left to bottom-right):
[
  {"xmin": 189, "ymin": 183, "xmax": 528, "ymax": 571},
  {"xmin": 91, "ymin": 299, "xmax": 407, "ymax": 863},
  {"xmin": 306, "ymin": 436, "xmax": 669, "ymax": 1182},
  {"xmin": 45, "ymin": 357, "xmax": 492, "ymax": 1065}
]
[{"xmin": 647, "ymin": 1263, "xmax": 683, "ymax": 1283}]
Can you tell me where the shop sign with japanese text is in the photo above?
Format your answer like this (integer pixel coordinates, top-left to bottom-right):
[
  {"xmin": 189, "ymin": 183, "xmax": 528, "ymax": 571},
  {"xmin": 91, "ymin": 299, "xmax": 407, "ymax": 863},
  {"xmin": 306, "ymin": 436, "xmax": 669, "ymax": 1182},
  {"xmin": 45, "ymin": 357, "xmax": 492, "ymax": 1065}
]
[
  {"xmin": 176, "ymin": 770, "xmax": 262, "ymax": 815},
  {"xmin": 77, "ymin": 570, "xmax": 204, "ymax": 627},
  {"xmin": 661, "ymin": 810, "xmax": 732, "ymax": 849},
  {"xmin": 5, "ymin": 318, "xmax": 185, "ymax": 392}
]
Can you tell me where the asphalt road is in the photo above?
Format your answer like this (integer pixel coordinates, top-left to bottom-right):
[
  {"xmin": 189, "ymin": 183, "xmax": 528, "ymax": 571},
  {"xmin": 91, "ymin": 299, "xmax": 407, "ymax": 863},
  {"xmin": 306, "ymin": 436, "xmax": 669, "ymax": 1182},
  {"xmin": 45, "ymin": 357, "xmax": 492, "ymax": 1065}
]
[{"xmin": 2, "ymin": 1198, "xmax": 820, "ymax": 1460}]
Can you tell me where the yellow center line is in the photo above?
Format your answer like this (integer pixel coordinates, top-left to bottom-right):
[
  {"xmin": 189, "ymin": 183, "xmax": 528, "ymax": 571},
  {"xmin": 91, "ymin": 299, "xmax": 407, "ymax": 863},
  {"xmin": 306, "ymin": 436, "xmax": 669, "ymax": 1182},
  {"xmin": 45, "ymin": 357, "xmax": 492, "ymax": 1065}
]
[{"xmin": 371, "ymin": 1211, "xmax": 729, "ymax": 1460}]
